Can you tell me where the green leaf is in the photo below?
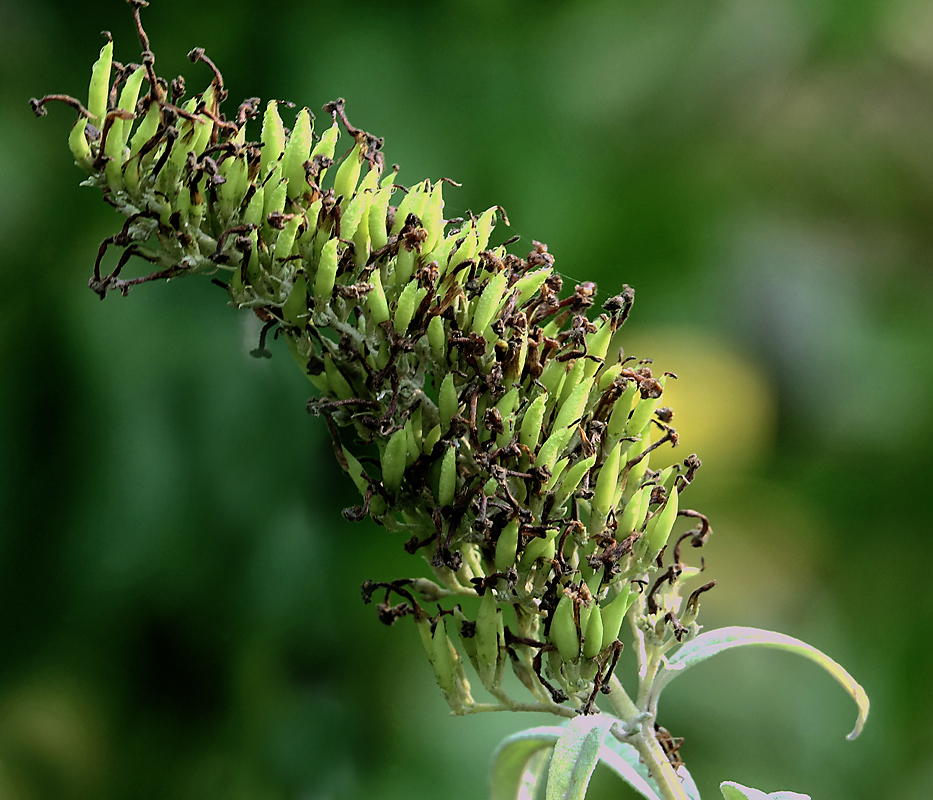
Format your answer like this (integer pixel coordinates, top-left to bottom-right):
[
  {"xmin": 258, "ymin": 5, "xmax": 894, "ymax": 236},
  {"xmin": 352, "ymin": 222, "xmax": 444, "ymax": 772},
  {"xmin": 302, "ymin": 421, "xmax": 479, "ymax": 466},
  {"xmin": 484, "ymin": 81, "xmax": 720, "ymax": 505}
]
[
  {"xmin": 491, "ymin": 723, "xmax": 680, "ymax": 800},
  {"xmin": 653, "ymin": 626, "xmax": 869, "ymax": 741},
  {"xmin": 545, "ymin": 715, "xmax": 614, "ymax": 800},
  {"xmin": 490, "ymin": 726, "xmax": 564, "ymax": 800},
  {"xmin": 720, "ymin": 781, "xmax": 810, "ymax": 800}
]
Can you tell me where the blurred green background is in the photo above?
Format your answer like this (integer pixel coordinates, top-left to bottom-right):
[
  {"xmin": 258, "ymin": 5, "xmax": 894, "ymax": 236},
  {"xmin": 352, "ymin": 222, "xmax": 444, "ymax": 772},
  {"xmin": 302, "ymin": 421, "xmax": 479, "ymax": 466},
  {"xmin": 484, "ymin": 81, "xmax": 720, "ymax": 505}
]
[{"xmin": 2, "ymin": 0, "xmax": 932, "ymax": 797}]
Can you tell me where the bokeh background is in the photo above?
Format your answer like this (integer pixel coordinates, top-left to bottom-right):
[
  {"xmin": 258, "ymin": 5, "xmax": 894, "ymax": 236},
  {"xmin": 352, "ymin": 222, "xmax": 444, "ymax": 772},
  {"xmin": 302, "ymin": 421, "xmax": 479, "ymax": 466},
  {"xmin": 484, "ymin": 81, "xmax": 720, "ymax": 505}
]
[{"xmin": 2, "ymin": 0, "xmax": 932, "ymax": 797}]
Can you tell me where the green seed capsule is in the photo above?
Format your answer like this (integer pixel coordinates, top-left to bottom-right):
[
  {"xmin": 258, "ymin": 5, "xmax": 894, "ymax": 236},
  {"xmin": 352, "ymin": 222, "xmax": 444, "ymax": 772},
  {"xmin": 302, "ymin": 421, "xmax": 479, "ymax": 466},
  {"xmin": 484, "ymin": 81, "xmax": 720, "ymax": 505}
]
[
  {"xmin": 282, "ymin": 107, "xmax": 313, "ymax": 199},
  {"xmin": 534, "ymin": 426, "xmax": 574, "ymax": 473},
  {"xmin": 643, "ymin": 485, "xmax": 679, "ymax": 558},
  {"xmin": 343, "ymin": 168, "xmax": 377, "ymax": 244},
  {"xmin": 333, "ymin": 140, "xmax": 363, "ymax": 204},
  {"xmin": 68, "ymin": 119, "xmax": 93, "ymax": 170},
  {"xmin": 427, "ymin": 315, "xmax": 446, "ymax": 361},
  {"xmin": 323, "ymin": 354, "xmax": 354, "ymax": 400},
  {"xmin": 473, "ymin": 206, "xmax": 498, "ymax": 253},
  {"xmin": 539, "ymin": 358, "xmax": 566, "ymax": 399},
  {"xmin": 382, "ymin": 428, "xmax": 409, "ymax": 493},
  {"xmin": 593, "ymin": 442, "xmax": 623, "ymax": 518},
  {"xmin": 583, "ymin": 604, "xmax": 604, "ymax": 659},
  {"xmin": 519, "ymin": 528, "xmax": 558, "ymax": 569},
  {"xmin": 420, "ymin": 182, "xmax": 445, "ymax": 253},
  {"xmin": 128, "ymin": 101, "xmax": 161, "ymax": 161},
  {"xmin": 607, "ymin": 380, "xmax": 639, "ymax": 438},
  {"xmin": 475, "ymin": 590, "xmax": 500, "ymax": 678},
  {"xmin": 367, "ymin": 186, "xmax": 392, "ymax": 251},
  {"xmin": 243, "ymin": 185, "xmax": 265, "ymax": 228},
  {"xmin": 366, "ymin": 268, "xmax": 390, "ymax": 325},
  {"xmin": 314, "ymin": 238, "xmax": 339, "ymax": 304},
  {"xmin": 519, "ymin": 394, "xmax": 547, "ymax": 452},
  {"xmin": 431, "ymin": 617, "xmax": 457, "ymax": 697},
  {"xmin": 274, "ymin": 214, "xmax": 301, "ymax": 262},
  {"xmin": 390, "ymin": 179, "xmax": 428, "ymax": 235},
  {"xmin": 600, "ymin": 583, "xmax": 637, "ymax": 651},
  {"xmin": 218, "ymin": 155, "xmax": 248, "ymax": 220},
  {"xmin": 583, "ymin": 319, "xmax": 612, "ymax": 381},
  {"xmin": 260, "ymin": 100, "xmax": 286, "ymax": 178},
  {"xmin": 513, "ymin": 267, "xmax": 552, "ymax": 308},
  {"xmin": 393, "ymin": 280, "xmax": 423, "ymax": 334},
  {"xmin": 438, "ymin": 374, "xmax": 458, "ymax": 431},
  {"xmin": 264, "ymin": 176, "xmax": 288, "ymax": 222},
  {"xmin": 282, "ymin": 273, "xmax": 308, "ymax": 327},
  {"xmin": 549, "ymin": 592, "xmax": 580, "ymax": 663},
  {"xmin": 553, "ymin": 454, "xmax": 597, "ymax": 509},
  {"xmin": 553, "ymin": 377, "xmax": 594, "ymax": 431},
  {"xmin": 310, "ymin": 121, "xmax": 339, "ymax": 172},
  {"xmin": 617, "ymin": 484, "xmax": 651, "ymax": 537},
  {"xmin": 87, "ymin": 39, "xmax": 113, "ymax": 126},
  {"xmin": 597, "ymin": 364, "xmax": 623, "ymax": 392},
  {"xmin": 112, "ymin": 65, "xmax": 146, "ymax": 151},
  {"xmin": 438, "ymin": 444, "xmax": 457, "ymax": 506},
  {"xmin": 624, "ymin": 423, "xmax": 652, "ymax": 496},
  {"xmin": 625, "ymin": 376, "xmax": 666, "ymax": 438},
  {"xmin": 404, "ymin": 419, "xmax": 419, "ymax": 465},
  {"xmin": 495, "ymin": 518, "xmax": 520, "ymax": 573}
]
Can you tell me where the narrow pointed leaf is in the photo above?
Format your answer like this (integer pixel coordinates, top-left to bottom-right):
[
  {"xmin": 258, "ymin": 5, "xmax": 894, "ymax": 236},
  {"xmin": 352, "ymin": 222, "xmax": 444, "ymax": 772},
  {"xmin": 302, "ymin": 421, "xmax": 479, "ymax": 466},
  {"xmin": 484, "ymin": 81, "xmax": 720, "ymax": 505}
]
[
  {"xmin": 654, "ymin": 626, "xmax": 869, "ymax": 740},
  {"xmin": 545, "ymin": 715, "xmax": 614, "ymax": 800},
  {"xmin": 490, "ymin": 726, "xmax": 564, "ymax": 800}
]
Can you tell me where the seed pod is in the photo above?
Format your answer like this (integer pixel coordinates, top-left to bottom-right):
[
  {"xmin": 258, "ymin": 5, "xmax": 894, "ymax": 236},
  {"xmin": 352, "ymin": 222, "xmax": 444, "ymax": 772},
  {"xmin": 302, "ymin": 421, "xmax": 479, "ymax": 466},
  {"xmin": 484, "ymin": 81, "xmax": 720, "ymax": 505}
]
[
  {"xmin": 390, "ymin": 179, "xmax": 427, "ymax": 235},
  {"xmin": 427, "ymin": 315, "xmax": 446, "ymax": 361},
  {"xmin": 607, "ymin": 380, "xmax": 639, "ymax": 439},
  {"xmin": 617, "ymin": 484, "xmax": 651, "ymax": 537},
  {"xmin": 333, "ymin": 140, "xmax": 363, "ymax": 203},
  {"xmin": 217, "ymin": 155, "xmax": 248, "ymax": 220},
  {"xmin": 367, "ymin": 185, "xmax": 392, "ymax": 251},
  {"xmin": 553, "ymin": 377, "xmax": 593, "ymax": 431},
  {"xmin": 128, "ymin": 101, "xmax": 161, "ymax": 162},
  {"xmin": 474, "ymin": 590, "xmax": 500, "ymax": 678},
  {"xmin": 534, "ymin": 426, "xmax": 574, "ymax": 473},
  {"xmin": 323, "ymin": 354, "xmax": 354, "ymax": 400},
  {"xmin": 643, "ymin": 484, "xmax": 679, "ymax": 559},
  {"xmin": 420, "ymin": 182, "xmax": 445, "ymax": 253},
  {"xmin": 404, "ymin": 418, "xmax": 419, "ymax": 465},
  {"xmin": 470, "ymin": 272, "xmax": 507, "ymax": 335},
  {"xmin": 549, "ymin": 592, "xmax": 580, "ymax": 663},
  {"xmin": 438, "ymin": 444, "xmax": 457, "ymax": 507},
  {"xmin": 600, "ymin": 583, "xmax": 637, "ymax": 651},
  {"xmin": 582, "ymin": 319, "xmax": 612, "ymax": 381},
  {"xmin": 598, "ymin": 364, "xmax": 623, "ymax": 392},
  {"xmin": 519, "ymin": 394, "xmax": 547, "ymax": 452},
  {"xmin": 625, "ymin": 376, "xmax": 666, "ymax": 438},
  {"xmin": 366, "ymin": 268, "xmax": 390, "ymax": 325},
  {"xmin": 519, "ymin": 528, "xmax": 559, "ymax": 569},
  {"xmin": 513, "ymin": 267, "xmax": 552, "ymax": 308},
  {"xmin": 495, "ymin": 518, "xmax": 520, "ymax": 572},
  {"xmin": 393, "ymin": 279, "xmax": 423, "ymax": 334},
  {"xmin": 582, "ymin": 604, "xmax": 604, "ymax": 659},
  {"xmin": 311, "ymin": 121, "xmax": 339, "ymax": 161},
  {"xmin": 381, "ymin": 428, "xmax": 409, "ymax": 493},
  {"xmin": 592, "ymin": 442, "xmax": 623, "ymax": 519},
  {"xmin": 342, "ymin": 168, "xmax": 377, "ymax": 242},
  {"xmin": 259, "ymin": 100, "xmax": 286, "ymax": 178},
  {"xmin": 431, "ymin": 617, "xmax": 457, "ymax": 697},
  {"xmin": 314, "ymin": 237, "xmax": 339, "ymax": 305},
  {"xmin": 624, "ymin": 423, "xmax": 652, "ymax": 498},
  {"xmin": 473, "ymin": 206, "xmax": 498, "ymax": 253},
  {"xmin": 68, "ymin": 119, "xmax": 93, "ymax": 171},
  {"xmin": 282, "ymin": 107, "xmax": 313, "ymax": 199},
  {"xmin": 282, "ymin": 273, "xmax": 308, "ymax": 327},
  {"xmin": 112, "ymin": 66, "xmax": 146, "ymax": 152},
  {"xmin": 539, "ymin": 358, "xmax": 566, "ymax": 400},
  {"xmin": 264, "ymin": 176, "xmax": 288, "ymax": 222},
  {"xmin": 438, "ymin": 374, "xmax": 458, "ymax": 432},
  {"xmin": 243, "ymin": 185, "xmax": 265, "ymax": 228},
  {"xmin": 87, "ymin": 39, "xmax": 113, "ymax": 126},
  {"xmin": 553, "ymin": 453, "xmax": 597, "ymax": 509}
]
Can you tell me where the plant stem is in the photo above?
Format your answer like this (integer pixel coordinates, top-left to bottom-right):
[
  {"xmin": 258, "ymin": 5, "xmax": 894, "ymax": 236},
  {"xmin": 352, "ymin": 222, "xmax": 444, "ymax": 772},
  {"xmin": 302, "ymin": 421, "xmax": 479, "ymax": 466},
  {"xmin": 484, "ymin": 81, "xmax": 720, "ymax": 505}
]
[{"xmin": 606, "ymin": 674, "xmax": 690, "ymax": 800}]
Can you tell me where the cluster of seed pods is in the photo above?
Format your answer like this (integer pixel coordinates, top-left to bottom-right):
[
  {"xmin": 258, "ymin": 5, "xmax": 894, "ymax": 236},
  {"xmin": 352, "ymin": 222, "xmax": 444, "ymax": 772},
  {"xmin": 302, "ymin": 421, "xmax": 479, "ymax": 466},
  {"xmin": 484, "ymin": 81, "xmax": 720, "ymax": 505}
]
[{"xmin": 33, "ymin": 3, "xmax": 713, "ymax": 714}]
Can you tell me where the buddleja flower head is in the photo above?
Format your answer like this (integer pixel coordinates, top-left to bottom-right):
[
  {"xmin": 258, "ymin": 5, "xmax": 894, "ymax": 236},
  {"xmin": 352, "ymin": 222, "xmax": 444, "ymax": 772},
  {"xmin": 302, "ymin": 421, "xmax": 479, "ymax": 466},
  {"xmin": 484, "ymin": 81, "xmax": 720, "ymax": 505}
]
[{"xmin": 33, "ymin": 1, "xmax": 714, "ymax": 716}]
